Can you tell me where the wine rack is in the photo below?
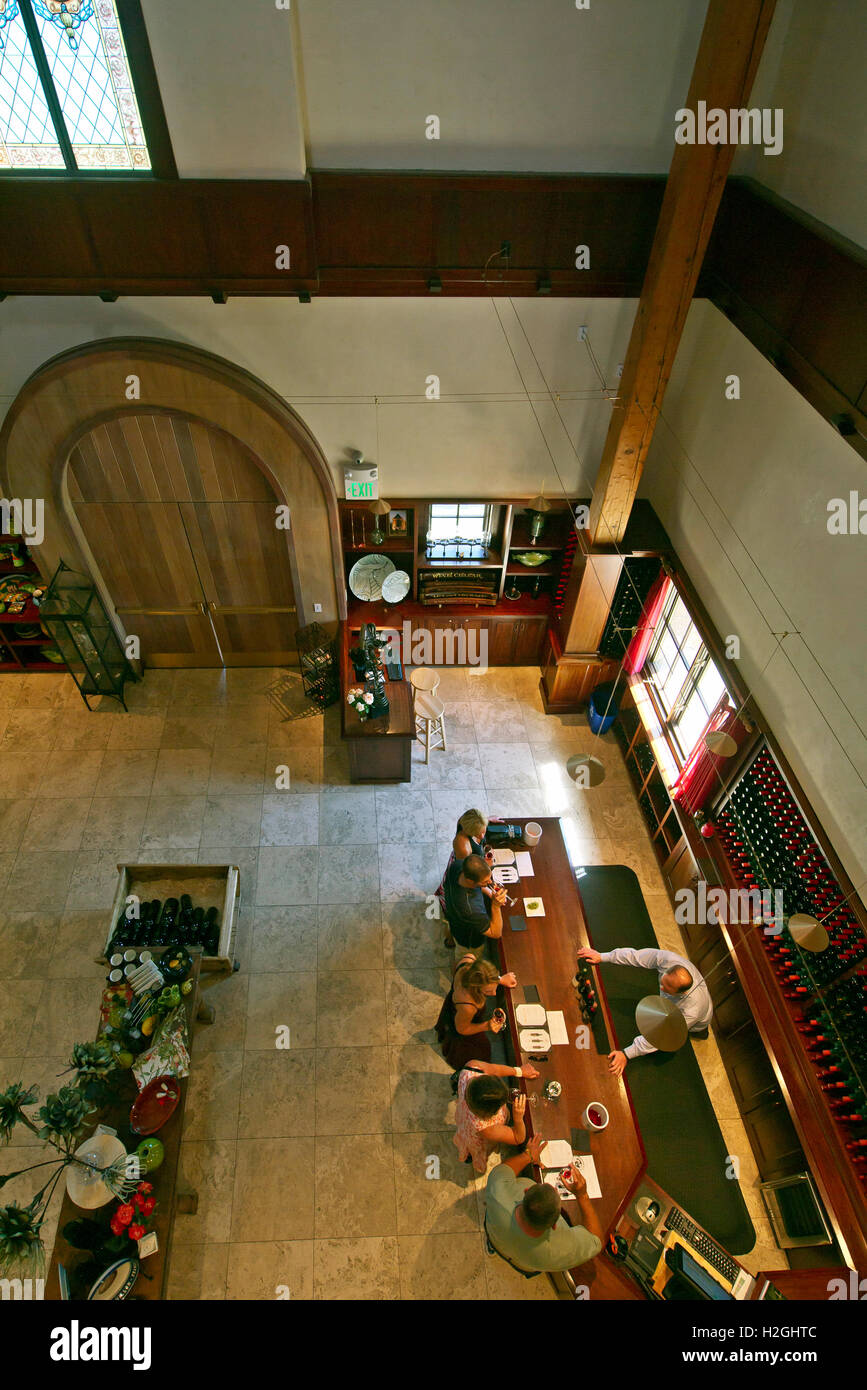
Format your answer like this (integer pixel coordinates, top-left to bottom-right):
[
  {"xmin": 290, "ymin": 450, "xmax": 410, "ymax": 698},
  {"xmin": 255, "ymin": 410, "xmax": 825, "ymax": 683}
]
[
  {"xmin": 599, "ymin": 557, "xmax": 662, "ymax": 660},
  {"xmin": 295, "ymin": 621, "xmax": 339, "ymax": 709},
  {"xmin": 714, "ymin": 744, "xmax": 867, "ymax": 1180}
]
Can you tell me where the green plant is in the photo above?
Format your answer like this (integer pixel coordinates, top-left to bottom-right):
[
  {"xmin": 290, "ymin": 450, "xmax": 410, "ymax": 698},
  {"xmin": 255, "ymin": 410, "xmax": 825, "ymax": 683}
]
[
  {"xmin": 0, "ymin": 1045, "xmax": 133, "ymax": 1275},
  {"xmin": 0, "ymin": 1082, "xmax": 39, "ymax": 1144},
  {"xmin": 37, "ymin": 1085, "xmax": 95, "ymax": 1150},
  {"xmin": 0, "ymin": 1200, "xmax": 47, "ymax": 1278}
]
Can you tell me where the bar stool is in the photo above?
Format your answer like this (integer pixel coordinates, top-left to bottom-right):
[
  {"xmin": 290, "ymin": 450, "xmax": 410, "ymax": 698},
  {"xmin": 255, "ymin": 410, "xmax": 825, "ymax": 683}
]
[
  {"xmin": 415, "ymin": 691, "xmax": 447, "ymax": 763},
  {"xmin": 410, "ymin": 667, "xmax": 441, "ymax": 709}
]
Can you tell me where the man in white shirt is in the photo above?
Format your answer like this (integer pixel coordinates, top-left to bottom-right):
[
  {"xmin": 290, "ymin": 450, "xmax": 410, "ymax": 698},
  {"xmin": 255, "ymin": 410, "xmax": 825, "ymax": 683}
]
[{"xmin": 576, "ymin": 945, "xmax": 713, "ymax": 1077}]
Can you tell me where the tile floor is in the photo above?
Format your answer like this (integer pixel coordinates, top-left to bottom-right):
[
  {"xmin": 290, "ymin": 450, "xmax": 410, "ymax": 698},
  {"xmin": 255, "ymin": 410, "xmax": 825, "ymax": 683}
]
[{"xmin": 0, "ymin": 665, "xmax": 784, "ymax": 1299}]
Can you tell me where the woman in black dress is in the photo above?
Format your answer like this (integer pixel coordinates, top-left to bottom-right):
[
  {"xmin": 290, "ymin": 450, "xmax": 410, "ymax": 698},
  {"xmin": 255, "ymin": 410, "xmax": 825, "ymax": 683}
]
[{"xmin": 435, "ymin": 953, "xmax": 516, "ymax": 1071}]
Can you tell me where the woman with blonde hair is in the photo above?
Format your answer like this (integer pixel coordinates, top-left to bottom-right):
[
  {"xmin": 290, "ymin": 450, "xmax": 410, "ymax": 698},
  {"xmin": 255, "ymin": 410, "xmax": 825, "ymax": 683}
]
[
  {"xmin": 435, "ymin": 952, "xmax": 517, "ymax": 1071},
  {"xmin": 452, "ymin": 809, "xmax": 494, "ymax": 864},
  {"xmin": 436, "ymin": 808, "xmax": 498, "ymax": 949}
]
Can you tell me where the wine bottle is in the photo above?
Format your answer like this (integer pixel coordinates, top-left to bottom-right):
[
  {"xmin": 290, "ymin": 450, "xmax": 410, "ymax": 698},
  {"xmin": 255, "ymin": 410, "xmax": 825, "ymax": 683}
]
[{"xmin": 203, "ymin": 905, "xmax": 220, "ymax": 955}]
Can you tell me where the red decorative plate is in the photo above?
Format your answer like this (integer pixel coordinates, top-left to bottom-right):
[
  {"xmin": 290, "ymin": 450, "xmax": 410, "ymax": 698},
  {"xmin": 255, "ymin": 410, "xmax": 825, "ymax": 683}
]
[{"xmin": 129, "ymin": 1075, "xmax": 181, "ymax": 1135}]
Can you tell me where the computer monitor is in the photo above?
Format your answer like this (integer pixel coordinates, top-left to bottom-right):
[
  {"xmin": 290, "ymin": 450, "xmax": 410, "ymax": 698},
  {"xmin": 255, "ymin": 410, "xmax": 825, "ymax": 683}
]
[{"xmin": 665, "ymin": 1244, "xmax": 733, "ymax": 1302}]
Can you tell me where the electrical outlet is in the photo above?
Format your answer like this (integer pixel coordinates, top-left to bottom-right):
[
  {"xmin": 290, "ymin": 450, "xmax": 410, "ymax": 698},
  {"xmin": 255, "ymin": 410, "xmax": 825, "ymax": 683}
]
[
  {"xmin": 313, "ymin": 603, "xmax": 322, "ymax": 613},
  {"xmin": 578, "ymin": 326, "xmax": 588, "ymax": 341},
  {"xmin": 616, "ymin": 363, "xmax": 624, "ymax": 377}
]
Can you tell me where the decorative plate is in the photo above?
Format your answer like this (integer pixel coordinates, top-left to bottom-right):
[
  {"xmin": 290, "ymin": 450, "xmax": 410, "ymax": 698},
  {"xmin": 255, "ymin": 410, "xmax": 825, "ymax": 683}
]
[
  {"xmin": 130, "ymin": 1074, "xmax": 181, "ymax": 1135},
  {"xmin": 349, "ymin": 554, "xmax": 395, "ymax": 602},
  {"xmin": 88, "ymin": 1256, "xmax": 140, "ymax": 1301},
  {"xmin": 381, "ymin": 570, "xmax": 410, "ymax": 604},
  {"xmin": 512, "ymin": 552, "xmax": 552, "ymax": 567}
]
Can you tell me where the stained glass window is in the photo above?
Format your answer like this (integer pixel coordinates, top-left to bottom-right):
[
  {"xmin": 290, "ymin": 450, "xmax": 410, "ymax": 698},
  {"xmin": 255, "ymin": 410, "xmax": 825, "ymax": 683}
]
[{"xmin": 0, "ymin": 0, "xmax": 150, "ymax": 172}]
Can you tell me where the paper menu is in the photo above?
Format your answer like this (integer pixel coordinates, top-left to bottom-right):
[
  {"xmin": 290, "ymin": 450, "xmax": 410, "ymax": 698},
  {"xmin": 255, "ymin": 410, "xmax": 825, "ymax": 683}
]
[
  {"xmin": 545, "ymin": 1010, "xmax": 569, "ymax": 1045},
  {"xmin": 514, "ymin": 851, "xmax": 534, "ymax": 877},
  {"xmin": 573, "ymin": 1154, "xmax": 602, "ymax": 1199}
]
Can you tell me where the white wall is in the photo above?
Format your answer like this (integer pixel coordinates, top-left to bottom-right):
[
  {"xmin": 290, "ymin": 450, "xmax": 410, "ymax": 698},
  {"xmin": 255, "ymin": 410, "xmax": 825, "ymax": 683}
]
[
  {"xmin": 640, "ymin": 300, "xmax": 867, "ymax": 902},
  {"xmin": 0, "ymin": 295, "xmax": 633, "ymax": 498},
  {"xmin": 140, "ymin": 0, "xmax": 705, "ymax": 177},
  {"xmin": 733, "ymin": 0, "xmax": 867, "ymax": 248}
]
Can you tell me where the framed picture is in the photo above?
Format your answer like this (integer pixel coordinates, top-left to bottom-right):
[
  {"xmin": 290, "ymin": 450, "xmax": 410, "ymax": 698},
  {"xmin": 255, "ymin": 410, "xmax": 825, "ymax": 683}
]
[{"xmin": 388, "ymin": 509, "xmax": 408, "ymax": 536}]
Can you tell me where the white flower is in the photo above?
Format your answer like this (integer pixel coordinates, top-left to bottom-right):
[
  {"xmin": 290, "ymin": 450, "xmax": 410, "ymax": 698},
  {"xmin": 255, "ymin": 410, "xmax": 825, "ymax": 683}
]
[{"xmin": 363, "ymin": 693, "xmax": 374, "ymax": 704}]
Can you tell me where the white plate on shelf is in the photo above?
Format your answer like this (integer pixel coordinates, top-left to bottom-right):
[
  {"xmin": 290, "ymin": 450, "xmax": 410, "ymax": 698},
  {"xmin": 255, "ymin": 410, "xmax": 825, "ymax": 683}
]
[
  {"xmin": 381, "ymin": 569, "xmax": 410, "ymax": 604},
  {"xmin": 348, "ymin": 554, "xmax": 395, "ymax": 602}
]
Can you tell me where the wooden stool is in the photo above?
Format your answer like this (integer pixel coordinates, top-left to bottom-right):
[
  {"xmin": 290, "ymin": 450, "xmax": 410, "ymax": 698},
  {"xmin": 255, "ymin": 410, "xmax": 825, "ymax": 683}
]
[
  {"xmin": 410, "ymin": 667, "xmax": 441, "ymax": 708},
  {"xmin": 415, "ymin": 691, "xmax": 447, "ymax": 763}
]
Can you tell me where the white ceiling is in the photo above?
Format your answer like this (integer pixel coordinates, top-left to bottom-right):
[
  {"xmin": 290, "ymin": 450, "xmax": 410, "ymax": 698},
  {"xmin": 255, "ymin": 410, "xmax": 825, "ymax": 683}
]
[{"xmin": 140, "ymin": 0, "xmax": 866, "ymax": 247}]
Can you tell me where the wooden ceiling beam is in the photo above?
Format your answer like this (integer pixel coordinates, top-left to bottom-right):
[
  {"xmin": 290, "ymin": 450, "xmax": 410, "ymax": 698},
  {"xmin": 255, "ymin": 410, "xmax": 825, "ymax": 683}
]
[{"xmin": 588, "ymin": 0, "xmax": 778, "ymax": 545}]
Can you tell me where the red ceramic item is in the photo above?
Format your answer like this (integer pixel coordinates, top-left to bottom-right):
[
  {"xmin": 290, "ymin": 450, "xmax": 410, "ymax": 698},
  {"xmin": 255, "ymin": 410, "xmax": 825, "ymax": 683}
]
[{"xmin": 130, "ymin": 1074, "xmax": 181, "ymax": 1135}]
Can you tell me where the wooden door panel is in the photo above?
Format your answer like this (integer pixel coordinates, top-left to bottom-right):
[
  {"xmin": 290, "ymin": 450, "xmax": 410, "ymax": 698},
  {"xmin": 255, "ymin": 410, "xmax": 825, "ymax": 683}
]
[
  {"xmin": 72, "ymin": 501, "xmax": 220, "ymax": 665},
  {"xmin": 180, "ymin": 502, "xmax": 296, "ymax": 663}
]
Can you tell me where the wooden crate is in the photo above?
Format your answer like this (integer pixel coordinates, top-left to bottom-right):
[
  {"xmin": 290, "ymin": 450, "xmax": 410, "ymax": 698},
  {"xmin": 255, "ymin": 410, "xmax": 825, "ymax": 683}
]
[{"xmin": 102, "ymin": 863, "xmax": 240, "ymax": 972}]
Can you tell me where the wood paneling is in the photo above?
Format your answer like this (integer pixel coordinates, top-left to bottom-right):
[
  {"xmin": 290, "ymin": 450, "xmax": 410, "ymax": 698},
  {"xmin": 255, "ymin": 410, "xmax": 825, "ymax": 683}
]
[
  {"xmin": 0, "ymin": 339, "xmax": 344, "ymax": 628},
  {"xmin": 68, "ymin": 413, "xmax": 297, "ymax": 666},
  {"xmin": 704, "ymin": 178, "xmax": 867, "ymax": 460},
  {"xmin": 312, "ymin": 172, "xmax": 665, "ymax": 295},
  {"xmin": 0, "ymin": 180, "xmax": 317, "ymax": 294}
]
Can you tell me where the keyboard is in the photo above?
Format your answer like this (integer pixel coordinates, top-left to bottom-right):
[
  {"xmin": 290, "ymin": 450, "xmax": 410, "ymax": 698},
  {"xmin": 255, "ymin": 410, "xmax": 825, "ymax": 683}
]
[{"xmin": 664, "ymin": 1207, "xmax": 740, "ymax": 1286}]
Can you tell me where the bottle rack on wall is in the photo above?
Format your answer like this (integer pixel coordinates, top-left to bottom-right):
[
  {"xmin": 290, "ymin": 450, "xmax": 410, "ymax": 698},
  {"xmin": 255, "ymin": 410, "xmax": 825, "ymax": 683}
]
[
  {"xmin": 613, "ymin": 684, "xmax": 681, "ymax": 861},
  {"xmin": 599, "ymin": 557, "xmax": 662, "ymax": 660},
  {"xmin": 714, "ymin": 744, "xmax": 867, "ymax": 1183}
]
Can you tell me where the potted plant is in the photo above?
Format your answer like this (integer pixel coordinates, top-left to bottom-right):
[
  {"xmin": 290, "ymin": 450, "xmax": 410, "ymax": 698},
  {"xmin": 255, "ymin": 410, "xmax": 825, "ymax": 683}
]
[{"xmin": 0, "ymin": 1044, "xmax": 138, "ymax": 1277}]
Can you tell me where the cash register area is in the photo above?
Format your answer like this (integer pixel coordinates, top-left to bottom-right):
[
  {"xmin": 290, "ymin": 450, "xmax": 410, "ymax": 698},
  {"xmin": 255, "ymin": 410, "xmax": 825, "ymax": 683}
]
[{"xmin": 0, "ymin": 664, "xmax": 786, "ymax": 1299}]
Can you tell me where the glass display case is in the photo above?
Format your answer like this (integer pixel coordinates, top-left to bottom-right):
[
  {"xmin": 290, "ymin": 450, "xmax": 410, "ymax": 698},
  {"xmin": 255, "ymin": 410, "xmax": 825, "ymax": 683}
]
[{"xmin": 40, "ymin": 561, "xmax": 138, "ymax": 709}]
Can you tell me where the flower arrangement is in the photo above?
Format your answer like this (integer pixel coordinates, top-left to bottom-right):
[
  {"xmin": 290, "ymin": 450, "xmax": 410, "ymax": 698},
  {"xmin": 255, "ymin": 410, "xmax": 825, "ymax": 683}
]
[
  {"xmin": 107, "ymin": 1182, "xmax": 156, "ymax": 1247},
  {"xmin": 346, "ymin": 685, "xmax": 375, "ymax": 720}
]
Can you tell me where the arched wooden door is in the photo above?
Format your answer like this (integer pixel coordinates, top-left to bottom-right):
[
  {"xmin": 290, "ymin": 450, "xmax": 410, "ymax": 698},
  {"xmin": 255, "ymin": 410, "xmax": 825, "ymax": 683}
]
[{"xmin": 67, "ymin": 413, "xmax": 297, "ymax": 667}]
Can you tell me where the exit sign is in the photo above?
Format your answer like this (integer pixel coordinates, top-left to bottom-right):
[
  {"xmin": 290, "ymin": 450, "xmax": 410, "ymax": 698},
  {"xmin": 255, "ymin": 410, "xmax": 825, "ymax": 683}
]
[{"xmin": 344, "ymin": 466, "xmax": 378, "ymax": 500}]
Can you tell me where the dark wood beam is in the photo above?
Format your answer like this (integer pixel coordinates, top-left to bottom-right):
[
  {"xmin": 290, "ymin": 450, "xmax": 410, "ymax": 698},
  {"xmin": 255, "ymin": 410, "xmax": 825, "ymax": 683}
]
[{"xmin": 587, "ymin": 0, "xmax": 778, "ymax": 545}]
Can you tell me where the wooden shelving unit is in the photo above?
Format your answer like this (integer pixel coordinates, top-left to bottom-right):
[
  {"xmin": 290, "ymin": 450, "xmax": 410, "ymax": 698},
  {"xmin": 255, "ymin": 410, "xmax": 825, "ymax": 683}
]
[
  {"xmin": 0, "ymin": 532, "xmax": 64, "ymax": 673},
  {"xmin": 338, "ymin": 496, "xmax": 578, "ymax": 612}
]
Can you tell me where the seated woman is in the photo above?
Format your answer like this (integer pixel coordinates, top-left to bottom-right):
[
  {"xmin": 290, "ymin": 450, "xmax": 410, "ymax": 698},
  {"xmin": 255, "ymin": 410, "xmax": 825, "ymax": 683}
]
[
  {"xmin": 435, "ymin": 954, "xmax": 517, "ymax": 1071},
  {"xmin": 454, "ymin": 1060, "xmax": 539, "ymax": 1174}
]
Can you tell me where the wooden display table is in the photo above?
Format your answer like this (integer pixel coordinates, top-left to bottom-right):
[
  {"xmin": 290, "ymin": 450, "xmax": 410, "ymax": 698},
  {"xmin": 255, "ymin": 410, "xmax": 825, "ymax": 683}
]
[{"xmin": 45, "ymin": 947, "xmax": 214, "ymax": 1302}]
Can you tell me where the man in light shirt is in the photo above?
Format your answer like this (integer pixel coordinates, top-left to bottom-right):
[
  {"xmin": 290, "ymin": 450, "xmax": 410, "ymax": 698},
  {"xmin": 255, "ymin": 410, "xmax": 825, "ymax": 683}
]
[
  {"xmin": 576, "ymin": 944, "xmax": 713, "ymax": 1077},
  {"xmin": 484, "ymin": 1133, "xmax": 603, "ymax": 1274}
]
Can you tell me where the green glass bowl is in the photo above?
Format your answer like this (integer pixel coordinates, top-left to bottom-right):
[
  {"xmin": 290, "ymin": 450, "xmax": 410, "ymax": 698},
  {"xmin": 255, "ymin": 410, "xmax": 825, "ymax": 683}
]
[{"xmin": 512, "ymin": 552, "xmax": 552, "ymax": 567}]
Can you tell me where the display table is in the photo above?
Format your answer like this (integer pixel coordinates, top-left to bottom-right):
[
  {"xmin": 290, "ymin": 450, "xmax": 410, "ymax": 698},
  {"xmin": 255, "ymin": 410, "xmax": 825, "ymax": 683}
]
[
  {"xmin": 45, "ymin": 947, "xmax": 214, "ymax": 1302},
  {"xmin": 340, "ymin": 622, "xmax": 414, "ymax": 782}
]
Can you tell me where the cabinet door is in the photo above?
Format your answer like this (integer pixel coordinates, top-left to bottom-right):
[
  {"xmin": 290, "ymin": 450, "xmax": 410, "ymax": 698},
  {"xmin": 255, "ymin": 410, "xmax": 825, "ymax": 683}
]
[
  {"xmin": 742, "ymin": 1096, "xmax": 804, "ymax": 1181},
  {"xmin": 725, "ymin": 1029, "xmax": 780, "ymax": 1115},
  {"xmin": 512, "ymin": 616, "xmax": 547, "ymax": 665},
  {"xmin": 487, "ymin": 618, "xmax": 516, "ymax": 665}
]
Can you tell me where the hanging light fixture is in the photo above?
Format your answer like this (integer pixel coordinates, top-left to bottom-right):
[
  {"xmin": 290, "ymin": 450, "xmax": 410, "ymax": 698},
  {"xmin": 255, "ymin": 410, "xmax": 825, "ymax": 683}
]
[
  {"xmin": 526, "ymin": 485, "xmax": 552, "ymax": 544},
  {"xmin": 367, "ymin": 498, "xmax": 390, "ymax": 546},
  {"xmin": 788, "ymin": 913, "xmax": 830, "ymax": 953},
  {"xmin": 704, "ymin": 728, "xmax": 738, "ymax": 757},
  {"xmin": 635, "ymin": 996, "xmax": 689, "ymax": 1051}
]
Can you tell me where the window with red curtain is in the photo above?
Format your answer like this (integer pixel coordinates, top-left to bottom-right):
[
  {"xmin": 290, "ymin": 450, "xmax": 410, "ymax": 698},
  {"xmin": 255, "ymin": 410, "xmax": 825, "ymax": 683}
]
[{"xmin": 671, "ymin": 695, "xmax": 750, "ymax": 815}]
